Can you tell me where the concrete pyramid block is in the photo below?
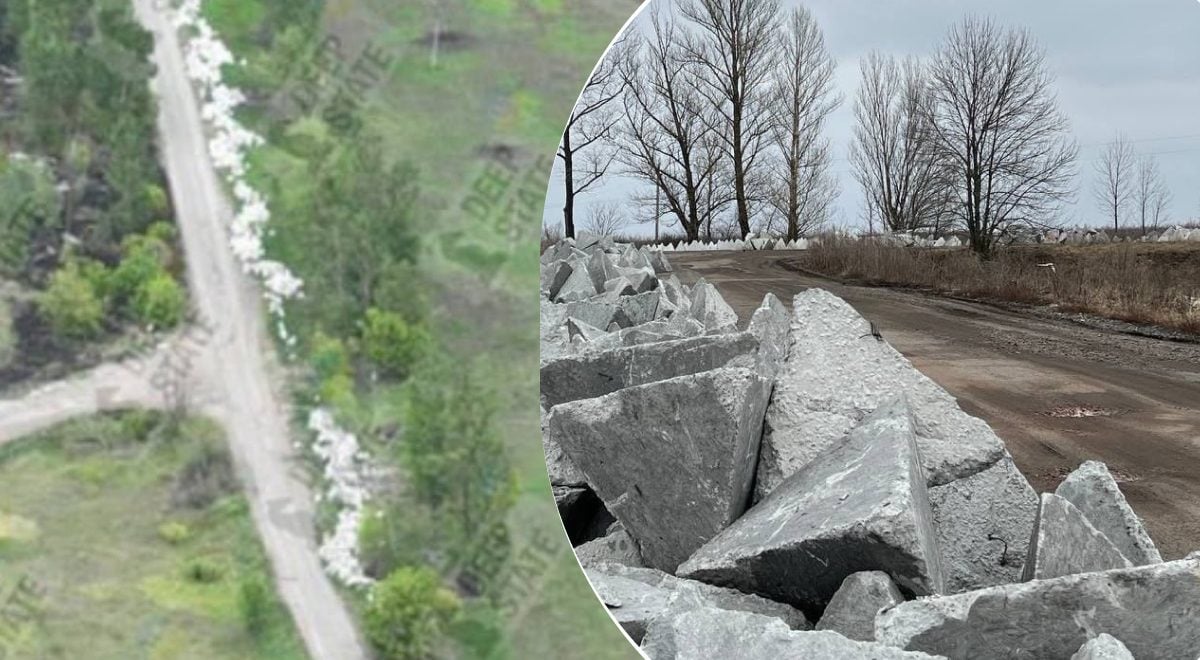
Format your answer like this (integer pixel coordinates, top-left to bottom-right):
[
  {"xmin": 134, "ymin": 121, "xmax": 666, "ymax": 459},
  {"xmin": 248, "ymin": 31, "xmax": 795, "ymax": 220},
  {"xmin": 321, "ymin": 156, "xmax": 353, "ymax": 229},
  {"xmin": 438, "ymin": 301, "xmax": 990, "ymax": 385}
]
[
  {"xmin": 550, "ymin": 368, "xmax": 770, "ymax": 572},
  {"xmin": 678, "ymin": 398, "xmax": 945, "ymax": 619},
  {"xmin": 876, "ymin": 556, "xmax": 1200, "ymax": 660},
  {"xmin": 689, "ymin": 279, "xmax": 739, "ymax": 333},
  {"xmin": 1023, "ymin": 493, "xmax": 1132, "ymax": 581},
  {"xmin": 553, "ymin": 262, "xmax": 598, "ymax": 302},
  {"xmin": 1055, "ymin": 461, "xmax": 1162, "ymax": 566}
]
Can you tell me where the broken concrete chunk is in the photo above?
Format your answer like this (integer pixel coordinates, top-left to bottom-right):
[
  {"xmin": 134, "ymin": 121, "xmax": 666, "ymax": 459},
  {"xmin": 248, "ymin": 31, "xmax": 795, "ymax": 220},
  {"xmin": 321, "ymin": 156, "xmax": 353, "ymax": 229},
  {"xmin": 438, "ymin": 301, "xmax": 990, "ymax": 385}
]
[
  {"xmin": 565, "ymin": 317, "xmax": 606, "ymax": 344},
  {"xmin": 758, "ymin": 288, "xmax": 1007, "ymax": 499},
  {"xmin": 875, "ymin": 557, "xmax": 1200, "ymax": 660},
  {"xmin": 602, "ymin": 276, "xmax": 637, "ymax": 299},
  {"xmin": 540, "ymin": 331, "xmax": 760, "ymax": 408},
  {"xmin": 542, "ymin": 260, "xmax": 573, "ymax": 299},
  {"xmin": 551, "ymin": 368, "xmax": 770, "ymax": 572},
  {"xmin": 543, "ymin": 407, "xmax": 586, "ymax": 487},
  {"xmin": 677, "ymin": 398, "xmax": 945, "ymax": 620},
  {"xmin": 927, "ymin": 455, "xmax": 1038, "ymax": 593},
  {"xmin": 816, "ymin": 571, "xmax": 904, "ymax": 642},
  {"xmin": 553, "ymin": 263, "xmax": 598, "ymax": 303},
  {"xmin": 660, "ymin": 275, "xmax": 690, "ymax": 309},
  {"xmin": 745, "ymin": 292, "xmax": 789, "ymax": 379},
  {"xmin": 1070, "ymin": 634, "xmax": 1135, "ymax": 660},
  {"xmin": 1055, "ymin": 461, "xmax": 1162, "ymax": 566},
  {"xmin": 647, "ymin": 249, "xmax": 673, "ymax": 274},
  {"xmin": 616, "ymin": 290, "xmax": 662, "ymax": 326},
  {"xmin": 586, "ymin": 564, "xmax": 809, "ymax": 643},
  {"xmin": 560, "ymin": 301, "xmax": 619, "ymax": 334},
  {"xmin": 575, "ymin": 527, "xmax": 645, "ymax": 569},
  {"xmin": 689, "ymin": 279, "xmax": 739, "ymax": 333},
  {"xmin": 643, "ymin": 608, "xmax": 945, "ymax": 660},
  {"xmin": 1023, "ymin": 493, "xmax": 1132, "ymax": 581}
]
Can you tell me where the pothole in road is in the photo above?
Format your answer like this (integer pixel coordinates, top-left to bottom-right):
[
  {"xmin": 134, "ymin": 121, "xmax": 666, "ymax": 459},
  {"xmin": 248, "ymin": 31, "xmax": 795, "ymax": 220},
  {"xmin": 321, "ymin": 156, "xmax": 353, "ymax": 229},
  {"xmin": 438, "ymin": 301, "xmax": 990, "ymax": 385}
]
[{"xmin": 1041, "ymin": 404, "xmax": 1124, "ymax": 419}]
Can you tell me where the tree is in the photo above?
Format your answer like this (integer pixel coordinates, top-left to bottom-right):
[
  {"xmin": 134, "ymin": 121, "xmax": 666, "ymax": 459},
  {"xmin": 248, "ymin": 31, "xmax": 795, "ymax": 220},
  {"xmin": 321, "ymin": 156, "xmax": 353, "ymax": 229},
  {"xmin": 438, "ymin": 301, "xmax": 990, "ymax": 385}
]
[
  {"xmin": 1134, "ymin": 155, "xmax": 1172, "ymax": 234},
  {"xmin": 365, "ymin": 566, "xmax": 461, "ymax": 660},
  {"xmin": 850, "ymin": 53, "xmax": 952, "ymax": 235},
  {"xmin": 767, "ymin": 8, "xmax": 840, "ymax": 241},
  {"xmin": 402, "ymin": 359, "xmax": 518, "ymax": 592},
  {"xmin": 618, "ymin": 9, "xmax": 727, "ymax": 242},
  {"xmin": 361, "ymin": 308, "xmax": 430, "ymax": 380},
  {"xmin": 557, "ymin": 38, "xmax": 625, "ymax": 239},
  {"xmin": 681, "ymin": 0, "xmax": 782, "ymax": 238},
  {"xmin": 132, "ymin": 273, "xmax": 186, "ymax": 329},
  {"xmin": 0, "ymin": 156, "xmax": 61, "ymax": 276},
  {"xmin": 1093, "ymin": 134, "xmax": 1136, "ymax": 234},
  {"xmin": 927, "ymin": 17, "xmax": 1077, "ymax": 256},
  {"xmin": 583, "ymin": 201, "xmax": 628, "ymax": 236}
]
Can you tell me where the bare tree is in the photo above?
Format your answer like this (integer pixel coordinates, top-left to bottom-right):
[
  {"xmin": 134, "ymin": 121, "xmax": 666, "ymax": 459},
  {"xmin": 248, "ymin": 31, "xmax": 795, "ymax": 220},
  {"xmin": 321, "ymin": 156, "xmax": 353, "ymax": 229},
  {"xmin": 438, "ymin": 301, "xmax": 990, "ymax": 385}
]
[
  {"xmin": 1092, "ymin": 133, "xmax": 1136, "ymax": 234},
  {"xmin": 557, "ymin": 38, "xmax": 626, "ymax": 238},
  {"xmin": 766, "ymin": 7, "xmax": 840, "ymax": 241},
  {"xmin": 681, "ymin": 0, "xmax": 781, "ymax": 238},
  {"xmin": 1134, "ymin": 154, "xmax": 1172, "ymax": 234},
  {"xmin": 927, "ymin": 17, "xmax": 1077, "ymax": 257},
  {"xmin": 584, "ymin": 201, "xmax": 629, "ymax": 236},
  {"xmin": 617, "ymin": 10, "xmax": 728, "ymax": 242},
  {"xmin": 850, "ymin": 53, "xmax": 953, "ymax": 235}
]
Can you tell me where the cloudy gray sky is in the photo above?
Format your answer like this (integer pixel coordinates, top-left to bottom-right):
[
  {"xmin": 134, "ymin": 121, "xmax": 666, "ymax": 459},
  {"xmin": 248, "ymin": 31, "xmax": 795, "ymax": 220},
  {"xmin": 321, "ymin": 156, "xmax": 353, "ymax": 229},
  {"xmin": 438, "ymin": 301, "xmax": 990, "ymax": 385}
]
[{"xmin": 542, "ymin": 0, "xmax": 1200, "ymax": 236}]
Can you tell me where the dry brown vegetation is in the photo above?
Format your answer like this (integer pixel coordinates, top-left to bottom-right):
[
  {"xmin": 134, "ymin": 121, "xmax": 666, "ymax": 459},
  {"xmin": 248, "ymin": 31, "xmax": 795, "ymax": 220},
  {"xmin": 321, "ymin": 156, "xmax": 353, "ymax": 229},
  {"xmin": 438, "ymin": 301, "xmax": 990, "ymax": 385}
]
[{"xmin": 799, "ymin": 236, "xmax": 1200, "ymax": 335}]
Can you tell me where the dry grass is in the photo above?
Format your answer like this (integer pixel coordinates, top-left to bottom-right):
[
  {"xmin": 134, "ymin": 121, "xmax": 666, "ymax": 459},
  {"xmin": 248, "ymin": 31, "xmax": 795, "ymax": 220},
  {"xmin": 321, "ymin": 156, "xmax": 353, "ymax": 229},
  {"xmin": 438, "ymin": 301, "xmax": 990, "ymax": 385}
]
[{"xmin": 800, "ymin": 236, "xmax": 1200, "ymax": 335}]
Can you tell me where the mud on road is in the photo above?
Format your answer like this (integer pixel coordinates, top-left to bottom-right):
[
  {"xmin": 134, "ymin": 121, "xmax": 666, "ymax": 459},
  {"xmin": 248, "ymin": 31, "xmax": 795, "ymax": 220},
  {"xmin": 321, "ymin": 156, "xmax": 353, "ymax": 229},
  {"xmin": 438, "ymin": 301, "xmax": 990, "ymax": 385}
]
[{"xmin": 672, "ymin": 251, "xmax": 1200, "ymax": 560}]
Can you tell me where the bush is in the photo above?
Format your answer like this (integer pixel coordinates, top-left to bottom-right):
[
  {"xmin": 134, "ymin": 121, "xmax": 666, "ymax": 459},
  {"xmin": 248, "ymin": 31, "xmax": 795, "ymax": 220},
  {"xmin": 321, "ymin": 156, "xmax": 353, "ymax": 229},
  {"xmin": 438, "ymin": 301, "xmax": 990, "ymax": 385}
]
[
  {"xmin": 357, "ymin": 503, "xmax": 440, "ymax": 580},
  {"xmin": 0, "ymin": 299, "xmax": 15, "ymax": 368},
  {"xmin": 171, "ymin": 439, "xmax": 238, "ymax": 509},
  {"xmin": 361, "ymin": 308, "xmax": 430, "ymax": 380},
  {"xmin": 309, "ymin": 331, "xmax": 350, "ymax": 382},
  {"xmin": 184, "ymin": 558, "xmax": 224, "ymax": 583},
  {"xmin": 238, "ymin": 575, "xmax": 271, "ymax": 636},
  {"xmin": 111, "ymin": 239, "xmax": 166, "ymax": 303},
  {"xmin": 157, "ymin": 521, "xmax": 192, "ymax": 545},
  {"xmin": 39, "ymin": 263, "xmax": 105, "ymax": 340},
  {"xmin": 133, "ymin": 272, "xmax": 186, "ymax": 329},
  {"xmin": 365, "ymin": 566, "xmax": 461, "ymax": 660}
]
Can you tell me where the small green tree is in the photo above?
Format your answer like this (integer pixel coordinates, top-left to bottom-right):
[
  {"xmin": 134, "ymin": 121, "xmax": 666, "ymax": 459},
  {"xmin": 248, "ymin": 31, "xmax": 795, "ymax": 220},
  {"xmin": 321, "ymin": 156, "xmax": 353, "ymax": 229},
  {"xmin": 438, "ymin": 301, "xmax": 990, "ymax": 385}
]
[
  {"xmin": 362, "ymin": 308, "xmax": 430, "ymax": 380},
  {"xmin": 133, "ymin": 272, "xmax": 186, "ymax": 329},
  {"xmin": 365, "ymin": 566, "xmax": 461, "ymax": 660},
  {"xmin": 111, "ymin": 237, "xmax": 168, "ymax": 302},
  {"xmin": 238, "ymin": 575, "xmax": 271, "ymax": 637},
  {"xmin": 39, "ymin": 262, "xmax": 104, "ymax": 340}
]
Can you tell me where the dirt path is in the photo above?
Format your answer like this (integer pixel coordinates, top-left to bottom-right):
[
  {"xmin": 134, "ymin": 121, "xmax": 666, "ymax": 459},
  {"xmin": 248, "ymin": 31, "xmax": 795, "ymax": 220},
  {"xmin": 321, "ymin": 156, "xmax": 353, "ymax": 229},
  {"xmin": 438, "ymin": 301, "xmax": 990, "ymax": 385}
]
[
  {"xmin": 672, "ymin": 251, "xmax": 1200, "ymax": 560},
  {"xmin": 128, "ymin": 2, "xmax": 367, "ymax": 657}
]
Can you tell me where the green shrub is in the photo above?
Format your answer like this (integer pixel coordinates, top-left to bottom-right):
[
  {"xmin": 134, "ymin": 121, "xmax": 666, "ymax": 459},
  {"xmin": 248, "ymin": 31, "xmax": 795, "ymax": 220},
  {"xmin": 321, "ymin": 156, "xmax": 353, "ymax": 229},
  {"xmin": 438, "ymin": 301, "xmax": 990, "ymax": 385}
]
[
  {"xmin": 0, "ymin": 299, "xmax": 15, "ymax": 368},
  {"xmin": 39, "ymin": 263, "xmax": 105, "ymax": 340},
  {"xmin": 184, "ymin": 558, "xmax": 224, "ymax": 584},
  {"xmin": 157, "ymin": 521, "xmax": 191, "ymax": 545},
  {"xmin": 238, "ymin": 575, "xmax": 271, "ymax": 636},
  {"xmin": 365, "ymin": 566, "xmax": 461, "ymax": 659},
  {"xmin": 111, "ymin": 240, "xmax": 166, "ymax": 302},
  {"xmin": 361, "ymin": 308, "xmax": 430, "ymax": 380},
  {"xmin": 146, "ymin": 220, "xmax": 177, "ymax": 243},
  {"xmin": 357, "ymin": 503, "xmax": 440, "ymax": 580},
  {"xmin": 143, "ymin": 183, "xmax": 170, "ymax": 218},
  {"xmin": 309, "ymin": 331, "xmax": 350, "ymax": 381},
  {"xmin": 133, "ymin": 272, "xmax": 186, "ymax": 329}
]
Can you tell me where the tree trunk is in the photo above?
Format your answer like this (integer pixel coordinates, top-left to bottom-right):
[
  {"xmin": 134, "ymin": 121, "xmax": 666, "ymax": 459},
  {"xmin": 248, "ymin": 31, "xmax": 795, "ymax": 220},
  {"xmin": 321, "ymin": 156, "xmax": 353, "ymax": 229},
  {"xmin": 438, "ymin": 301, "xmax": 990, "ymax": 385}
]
[{"xmin": 561, "ymin": 131, "xmax": 575, "ymax": 239}]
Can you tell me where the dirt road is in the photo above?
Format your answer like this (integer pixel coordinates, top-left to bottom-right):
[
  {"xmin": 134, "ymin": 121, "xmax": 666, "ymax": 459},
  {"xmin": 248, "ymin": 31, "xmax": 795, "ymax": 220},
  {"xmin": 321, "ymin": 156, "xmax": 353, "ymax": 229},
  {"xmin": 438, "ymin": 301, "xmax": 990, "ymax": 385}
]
[
  {"xmin": 672, "ymin": 251, "xmax": 1200, "ymax": 560},
  {"xmin": 131, "ymin": 1, "xmax": 366, "ymax": 657}
]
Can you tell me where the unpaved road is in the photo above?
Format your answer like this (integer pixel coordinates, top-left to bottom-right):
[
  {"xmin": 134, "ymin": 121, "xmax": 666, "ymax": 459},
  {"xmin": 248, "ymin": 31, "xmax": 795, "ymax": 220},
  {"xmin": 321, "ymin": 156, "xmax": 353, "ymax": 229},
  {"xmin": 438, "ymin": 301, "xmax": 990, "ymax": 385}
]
[{"xmin": 672, "ymin": 251, "xmax": 1200, "ymax": 560}]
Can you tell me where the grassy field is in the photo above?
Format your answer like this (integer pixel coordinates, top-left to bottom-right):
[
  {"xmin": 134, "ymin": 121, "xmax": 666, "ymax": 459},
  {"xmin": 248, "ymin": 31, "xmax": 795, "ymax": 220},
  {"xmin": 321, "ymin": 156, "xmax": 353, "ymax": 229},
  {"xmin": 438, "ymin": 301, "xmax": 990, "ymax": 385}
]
[
  {"xmin": 800, "ymin": 237, "xmax": 1200, "ymax": 335},
  {"xmin": 0, "ymin": 412, "xmax": 306, "ymax": 659},
  {"xmin": 198, "ymin": 0, "xmax": 638, "ymax": 657}
]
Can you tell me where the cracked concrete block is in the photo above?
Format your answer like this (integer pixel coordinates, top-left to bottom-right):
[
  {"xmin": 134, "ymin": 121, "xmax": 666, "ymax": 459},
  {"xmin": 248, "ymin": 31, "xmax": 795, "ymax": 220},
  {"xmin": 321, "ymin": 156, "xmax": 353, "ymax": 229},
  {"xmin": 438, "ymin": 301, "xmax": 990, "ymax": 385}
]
[
  {"xmin": 1055, "ymin": 461, "xmax": 1162, "ymax": 566},
  {"xmin": 542, "ymin": 260, "xmax": 573, "ymax": 299},
  {"xmin": 927, "ymin": 456, "xmax": 1038, "ymax": 592},
  {"xmin": 576, "ymin": 527, "xmax": 645, "ymax": 569},
  {"xmin": 550, "ymin": 368, "xmax": 770, "ymax": 572},
  {"xmin": 553, "ymin": 263, "xmax": 598, "ymax": 302},
  {"xmin": 816, "ymin": 571, "xmax": 905, "ymax": 642},
  {"xmin": 677, "ymin": 398, "xmax": 945, "ymax": 620},
  {"xmin": 540, "ymin": 332, "xmax": 760, "ymax": 408},
  {"xmin": 875, "ymin": 557, "xmax": 1200, "ymax": 660},
  {"xmin": 587, "ymin": 564, "xmax": 808, "ymax": 643},
  {"xmin": 1023, "ymin": 493, "xmax": 1132, "ymax": 581},
  {"xmin": 758, "ymin": 289, "xmax": 1007, "ymax": 500}
]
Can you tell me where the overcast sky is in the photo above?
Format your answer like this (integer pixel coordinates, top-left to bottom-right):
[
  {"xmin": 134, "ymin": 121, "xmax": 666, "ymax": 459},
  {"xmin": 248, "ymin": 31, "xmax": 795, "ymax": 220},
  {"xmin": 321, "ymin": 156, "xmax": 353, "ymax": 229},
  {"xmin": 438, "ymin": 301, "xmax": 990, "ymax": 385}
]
[{"xmin": 542, "ymin": 0, "xmax": 1200, "ymax": 236}]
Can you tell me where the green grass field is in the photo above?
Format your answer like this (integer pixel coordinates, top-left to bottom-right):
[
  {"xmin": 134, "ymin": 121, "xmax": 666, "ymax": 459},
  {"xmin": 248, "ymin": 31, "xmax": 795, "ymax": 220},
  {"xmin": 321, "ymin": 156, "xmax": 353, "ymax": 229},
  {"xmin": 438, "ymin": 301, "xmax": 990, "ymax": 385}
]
[
  {"xmin": 0, "ymin": 413, "xmax": 307, "ymax": 659},
  {"xmin": 199, "ymin": 0, "xmax": 640, "ymax": 656}
]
